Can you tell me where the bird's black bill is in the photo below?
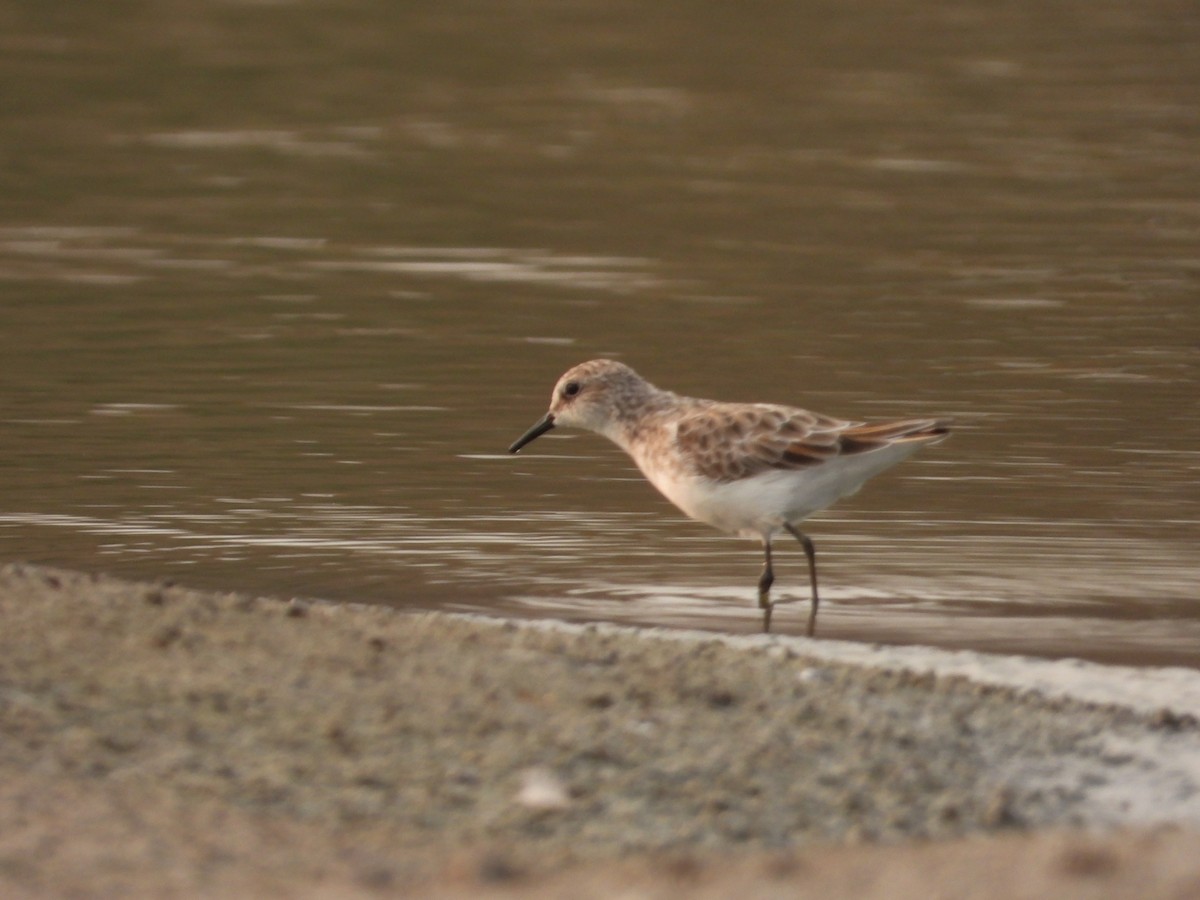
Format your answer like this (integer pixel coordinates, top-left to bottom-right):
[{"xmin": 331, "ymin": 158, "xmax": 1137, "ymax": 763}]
[{"xmin": 508, "ymin": 413, "xmax": 556, "ymax": 453}]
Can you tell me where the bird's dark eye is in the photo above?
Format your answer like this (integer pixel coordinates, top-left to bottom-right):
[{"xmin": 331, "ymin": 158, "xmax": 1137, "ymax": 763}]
[{"xmin": 563, "ymin": 381, "xmax": 581, "ymax": 398}]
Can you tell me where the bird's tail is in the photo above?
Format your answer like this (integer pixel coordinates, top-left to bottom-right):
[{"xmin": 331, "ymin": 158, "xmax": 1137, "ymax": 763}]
[{"xmin": 837, "ymin": 418, "xmax": 952, "ymax": 454}]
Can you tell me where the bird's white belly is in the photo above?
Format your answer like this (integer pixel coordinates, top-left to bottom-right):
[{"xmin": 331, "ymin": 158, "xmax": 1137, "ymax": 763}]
[
  {"xmin": 666, "ymin": 470, "xmax": 802, "ymax": 538},
  {"xmin": 639, "ymin": 443, "xmax": 921, "ymax": 540}
]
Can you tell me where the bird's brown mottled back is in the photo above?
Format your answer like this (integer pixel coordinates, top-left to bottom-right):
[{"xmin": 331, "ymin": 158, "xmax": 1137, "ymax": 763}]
[{"xmin": 673, "ymin": 403, "xmax": 950, "ymax": 483}]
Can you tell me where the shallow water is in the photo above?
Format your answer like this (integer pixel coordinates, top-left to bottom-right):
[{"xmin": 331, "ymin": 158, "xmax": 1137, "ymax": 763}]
[{"xmin": 1, "ymin": 1, "xmax": 1197, "ymax": 666}]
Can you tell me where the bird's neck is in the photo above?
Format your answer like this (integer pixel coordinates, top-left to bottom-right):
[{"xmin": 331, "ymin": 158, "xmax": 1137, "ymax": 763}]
[{"xmin": 607, "ymin": 389, "xmax": 689, "ymax": 455}]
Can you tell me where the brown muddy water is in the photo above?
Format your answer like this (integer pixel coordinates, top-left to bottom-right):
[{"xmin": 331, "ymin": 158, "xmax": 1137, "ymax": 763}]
[{"xmin": 0, "ymin": 1, "xmax": 1197, "ymax": 666}]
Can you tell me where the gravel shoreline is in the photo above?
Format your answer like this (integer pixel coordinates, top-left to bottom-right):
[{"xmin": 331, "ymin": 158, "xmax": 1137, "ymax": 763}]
[{"xmin": 2, "ymin": 562, "xmax": 1198, "ymax": 897}]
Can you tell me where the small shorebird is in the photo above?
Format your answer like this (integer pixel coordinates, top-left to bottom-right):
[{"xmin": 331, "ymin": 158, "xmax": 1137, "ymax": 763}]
[{"xmin": 508, "ymin": 359, "xmax": 950, "ymax": 635}]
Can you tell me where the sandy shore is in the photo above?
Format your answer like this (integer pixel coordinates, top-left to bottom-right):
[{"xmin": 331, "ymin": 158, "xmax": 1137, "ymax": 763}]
[{"xmin": 2, "ymin": 562, "xmax": 1199, "ymax": 898}]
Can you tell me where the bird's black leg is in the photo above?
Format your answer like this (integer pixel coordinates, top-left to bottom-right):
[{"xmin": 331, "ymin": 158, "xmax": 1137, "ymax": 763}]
[
  {"xmin": 758, "ymin": 539, "xmax": 775, "ymax": 633},
  {"xmin": 784, "ymin": 524, "xmax": 819, "ymax": 637}
]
